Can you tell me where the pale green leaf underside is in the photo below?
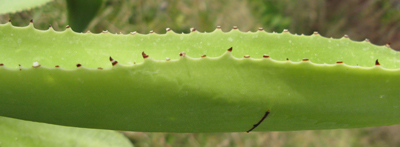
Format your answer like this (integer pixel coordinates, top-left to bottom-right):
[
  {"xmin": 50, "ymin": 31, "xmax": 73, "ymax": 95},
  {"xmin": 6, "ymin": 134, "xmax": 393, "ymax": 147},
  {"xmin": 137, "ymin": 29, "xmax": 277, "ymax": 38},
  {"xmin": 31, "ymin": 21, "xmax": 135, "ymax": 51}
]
[
  {"xmin": 0, "ymin": 116, "xmax": 133, "ymax": 147},
  {"xmin": 0, "ymin": 23, "xmax": 400, "ymax": 133},
  {"xmin": 0, "ymin": 0, "xmax": 52, "ymax": 14}
]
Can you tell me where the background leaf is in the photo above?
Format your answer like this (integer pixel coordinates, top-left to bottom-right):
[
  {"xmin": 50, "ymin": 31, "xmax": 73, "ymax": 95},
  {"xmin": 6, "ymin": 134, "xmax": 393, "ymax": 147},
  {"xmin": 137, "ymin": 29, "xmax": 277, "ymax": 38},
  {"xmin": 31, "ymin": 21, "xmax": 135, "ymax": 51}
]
[
  {"xmin": 0, "ymin": 0, "xmax": 52, "ymax": 14},
  {"xmin": 0, "ymin": 116, "xmax": 133, "ymax": 147}
]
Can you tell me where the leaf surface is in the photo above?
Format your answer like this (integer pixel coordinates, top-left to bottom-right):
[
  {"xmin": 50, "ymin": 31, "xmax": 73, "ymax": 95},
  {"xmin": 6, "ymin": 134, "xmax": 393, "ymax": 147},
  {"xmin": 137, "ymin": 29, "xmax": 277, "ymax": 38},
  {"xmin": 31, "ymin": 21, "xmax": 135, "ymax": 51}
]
[{"xmin": 0, "ymin": 23, "xmax": 399, "ymax": 132}]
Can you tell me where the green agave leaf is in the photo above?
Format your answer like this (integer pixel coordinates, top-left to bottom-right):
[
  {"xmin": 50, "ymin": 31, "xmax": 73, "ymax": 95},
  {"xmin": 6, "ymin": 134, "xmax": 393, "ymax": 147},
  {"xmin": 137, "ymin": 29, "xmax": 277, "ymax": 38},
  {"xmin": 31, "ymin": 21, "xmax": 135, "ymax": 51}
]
[
  {"xmin": 0, "ymin": 23, "xmax": 400, "ymax": 133},
  {"xmin": 0, "ymin": 116, "xmax": 133, "ymax": 147},
  {"xmin": 66, "ymin": 0, "xmax": 105, "ymax": 32},
  {"xmin": 0, "ymin": 0, "xmax": 52, "ymax": 14}
]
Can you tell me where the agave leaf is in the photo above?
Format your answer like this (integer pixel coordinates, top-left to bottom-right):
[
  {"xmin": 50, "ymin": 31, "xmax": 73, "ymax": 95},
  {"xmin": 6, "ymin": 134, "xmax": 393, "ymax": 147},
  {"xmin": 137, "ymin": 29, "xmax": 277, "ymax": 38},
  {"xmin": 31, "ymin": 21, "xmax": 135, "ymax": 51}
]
[
  {"xmin": 66, "ymin": 0, "xmax": 105, "ymax": 32},
  {"xmin": 0, "ymin": 23, "xmax": 399, "ymax": 133},
  {"xmin": 0, "ymin": 0, "xmax": 52, "ymax": 14},
  {"xmin": 0, "ymin": 116, "xmax": 133, "ymax": 147}
]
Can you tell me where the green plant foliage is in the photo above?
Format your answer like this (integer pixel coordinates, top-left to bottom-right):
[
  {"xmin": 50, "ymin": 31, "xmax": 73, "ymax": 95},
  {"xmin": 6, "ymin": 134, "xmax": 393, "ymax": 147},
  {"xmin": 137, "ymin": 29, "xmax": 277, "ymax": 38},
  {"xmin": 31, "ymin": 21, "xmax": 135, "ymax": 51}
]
[
  {"xmin": 0, "ymin": 0, "xmax": 52, "ymax": 14},
  {"xmin": 66, "ymin": 0, "xmax": 105, "ymax": 32},
  {"xmin": 0, "ymin": 23, "xmax": 400, "ymax": 133},
  {"xmin": 0, "ymin": 116, "xmax": 133, "ymax": 147}
]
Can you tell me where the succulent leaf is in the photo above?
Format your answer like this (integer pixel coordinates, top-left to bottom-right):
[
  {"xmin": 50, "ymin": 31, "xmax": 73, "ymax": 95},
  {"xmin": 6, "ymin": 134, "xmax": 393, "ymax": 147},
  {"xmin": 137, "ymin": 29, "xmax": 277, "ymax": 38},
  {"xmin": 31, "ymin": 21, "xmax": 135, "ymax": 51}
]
[
  {"xmin": 0, "ymin": 23, "xmax": 400, "ymax": 132},
  {"xmin": 0, "ymin": 0, "xmax": 52, "ymax": 14},
  {"xmin": 0, "ymin": 116, "xmax": 133, "ymax": 147}
]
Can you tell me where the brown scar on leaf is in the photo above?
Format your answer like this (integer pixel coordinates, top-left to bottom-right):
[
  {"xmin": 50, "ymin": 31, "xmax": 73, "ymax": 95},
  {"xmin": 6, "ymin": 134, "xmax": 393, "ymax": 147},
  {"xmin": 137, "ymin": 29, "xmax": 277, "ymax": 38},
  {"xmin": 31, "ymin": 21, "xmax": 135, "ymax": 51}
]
[
  {"xmin": 286, "ymin": 58, "xmax": 289, "ymax": 61},
  {"xmin": 247, "ymin": 110, "xmax": 270, "ymax": 133}
]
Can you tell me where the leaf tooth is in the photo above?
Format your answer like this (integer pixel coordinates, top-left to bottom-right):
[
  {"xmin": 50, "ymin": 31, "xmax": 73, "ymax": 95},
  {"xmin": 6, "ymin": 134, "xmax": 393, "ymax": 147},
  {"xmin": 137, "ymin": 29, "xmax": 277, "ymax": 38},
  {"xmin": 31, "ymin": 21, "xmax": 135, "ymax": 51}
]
[
  {"xmin": 336, "ymin": 61, "xmax": 343, "ymax": 64},
  {"xmin": 179, "ymin": 52, "xmax": 186, "ymax": 57},
  {"xmin": 302, "ymin": 58, "xmax": 309, "ymax": 61},
  {"xmin": 8, "ymin": 20, "xmax": 11, "ymax": 23},
  {"xmin": 282, "ymin": 29, "xmax": 289, "ymax": 33},
  {"xmin": 142, "ymin": 52, "xmax": 149, "ymax": 59},
  {"xmin": 190, "ymin": 28, "xmax": 196, "ymax": 32},
  {"xmin": 262, "ymin": 54, "xmax": 270, "ymax": 58},
  {"xmin": 201, "ymin": 54, "xmax": 207, "ymax": 58},
  {"xmin": 364, "ymin": 38, "xmax": 370, "ymax": 42},
  {"xmin": 385, "ymin": 43, "xmax": 391, "ymax": 48},
  {"xmin": 216, "ymin": 26, "xmax": 221, "ymax": 29},
  {"xmin": 49, "ymin": 24, "xmax": 52, "ymax": 28},
  {"xmin": 76, "ymin": 64, "xmax": 82, "ymax": 67},
  {"xmin": 343, "ymin": 34, "xmax": 349, "ymax": 38},
  {"xmin": 166, "ymin": 28, "xmax": 171, "ymax": 32},
  {"xmin": 66, "ymin": 25, "xmax": 70, "ymax": 29},
  {"xmin": 375, "ymin": 59, "xmax": 380, "ymax": 66},
  {"xmin": 149, "ymin": 30, "xmax": 154, "ymax": 34},
  {"xmin": 102, "ymin": 30, "xmax": 109, "ymax": 33},
  {"xmin": 32, "ymin": 62, "xmax": 40, "ymax": 67},
  {"xmin": 130, "ymin": 31, "xmax": 137, "ymax": 35},
  {"xmin": 30, "ymin": 19, "xmax": 33, "ymax": 23},
  {"xmin": 258, "ymin": 27, "xmax": 264, "ymax": 31},
  {"xmin": 313, "ymin": 31, "xmax": 319, "ymax": 35},
  {"xmin": 227, "ymin": 47, "xmax": 233, "ymax": 52},
  {"xmin": 244, "ymin": 55, "xmax": 250, "ymax": 58},
  {"xmin": 166, "ymin": 57, "xmax": 170, "ymax": 61},
  {"xmin": 233, "ymin": 26, "xmax": 238, "ymax": 30},
  {"xmin": 109, "ymin": 56, "xmax": 118, "ymax": 66},
  {"xmin": 86, "ymin": 30, "xmax": 92, "ymax": 34}
]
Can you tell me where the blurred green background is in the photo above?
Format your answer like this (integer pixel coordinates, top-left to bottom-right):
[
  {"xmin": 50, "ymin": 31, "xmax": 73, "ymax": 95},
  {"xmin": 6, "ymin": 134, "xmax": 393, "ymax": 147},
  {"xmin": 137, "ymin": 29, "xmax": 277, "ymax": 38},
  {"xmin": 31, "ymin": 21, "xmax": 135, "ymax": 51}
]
[{"xmin": 1, "ymin": 0, "xmax": 400, "ymax": 146}]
